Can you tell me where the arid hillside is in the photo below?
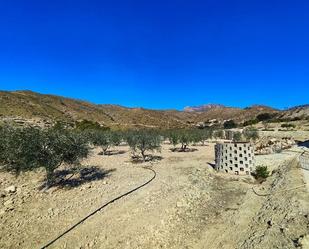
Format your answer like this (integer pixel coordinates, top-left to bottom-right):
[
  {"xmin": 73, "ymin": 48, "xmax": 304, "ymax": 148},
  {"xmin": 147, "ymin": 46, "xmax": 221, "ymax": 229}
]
[{"xmin": 0, "ymin": 90, "xmax": 307, "ymax": 129}]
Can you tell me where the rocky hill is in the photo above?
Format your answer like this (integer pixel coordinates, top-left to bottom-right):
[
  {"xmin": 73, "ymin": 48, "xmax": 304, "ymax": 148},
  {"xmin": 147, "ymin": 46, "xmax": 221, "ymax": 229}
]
[
  {"xmin": 0, "ymin": 90, "xmax": 307, "ymax": 129},
  {"xmin": 0, "ymin": 90, "xmax": 197, "ymax": 129},
  {"xmin": 279, "ymin": 104, "xmax": 309, "ymax": 120},
  {"xmin": 183, "ymin": 104, "xmax": 225, "ymax": 112}
]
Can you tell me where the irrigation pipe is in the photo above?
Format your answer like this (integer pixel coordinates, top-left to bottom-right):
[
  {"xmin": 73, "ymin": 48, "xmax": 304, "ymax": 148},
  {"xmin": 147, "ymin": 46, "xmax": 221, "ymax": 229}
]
[{"xmin": 40, "ymin": 166, "xmax": 156, "ymax": 249}]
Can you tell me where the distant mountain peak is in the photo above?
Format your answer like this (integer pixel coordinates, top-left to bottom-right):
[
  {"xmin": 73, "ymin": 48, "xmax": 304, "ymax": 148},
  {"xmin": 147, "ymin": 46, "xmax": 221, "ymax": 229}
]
[{"xmin": 184, "ymin": 104, "xmax": 225, "ymax": 112}]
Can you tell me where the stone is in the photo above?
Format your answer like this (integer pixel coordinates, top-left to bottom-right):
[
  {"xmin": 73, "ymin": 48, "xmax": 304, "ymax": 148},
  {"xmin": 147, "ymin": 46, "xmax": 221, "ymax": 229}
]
[
  {"xmin": 5, "ymin": 185, "xmax": 17, "ymax": 194},
  {"xmin": 4, "ymin": 199, "xmax": 13, "ymax": 207}
]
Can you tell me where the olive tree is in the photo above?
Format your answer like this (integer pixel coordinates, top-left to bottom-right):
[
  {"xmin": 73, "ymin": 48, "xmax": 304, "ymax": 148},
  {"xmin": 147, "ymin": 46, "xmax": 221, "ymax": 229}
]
[
  {"xmin": 0, "ymin": 126, "xmax": 89, "ymax": 187},
  {"xmin": 89, "ymin": 130, "xmax": 122, "ymax": 155},
  {"xmin": 40, "ymin": 129, "xmax": 89, "ymax": 186},
  {"xmin": 167, "ymin": 130, "xmax": 180, "ymax": 148},
  {"xmin": 167, "ymin": 129, "xmax": 206, "ymax": 151},
  {"xmin": 0, "ymin": 126, "xmax": 43, "ymax": 175},
  {"xmin": 243, "ymin": 127, "xmax": 259, "ymax": 142},
  {"xmin": 177, "ymin": 130, "xmax": 191, "ymax": 151},
  {"xmin": 126, "ymin": 130, "xmax": 162, "ymax": 161},
  {"xmin": 232, "ymin": 131, "xmax": 242, "ymax": 142},
  {"xmin": 90, "ymin": 131, "xmax": 112, "ymax": 155},
  {"xmin": 198, "ymin": 129, "xmax": 213, "ymax": 145}
]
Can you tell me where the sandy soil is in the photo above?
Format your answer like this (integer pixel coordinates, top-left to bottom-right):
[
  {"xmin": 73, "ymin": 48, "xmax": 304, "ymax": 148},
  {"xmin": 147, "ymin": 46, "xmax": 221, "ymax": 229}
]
[{"xmin": 1, "ymin": 144, "xmax": 309, "ymax": 249}]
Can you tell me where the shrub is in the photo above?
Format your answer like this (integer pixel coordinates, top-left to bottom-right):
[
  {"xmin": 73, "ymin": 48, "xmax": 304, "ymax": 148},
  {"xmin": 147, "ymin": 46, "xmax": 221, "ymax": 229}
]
[
  {"xmin": 243, "ymin": 119, "xmax": 258, "ymax": 127},
  {"xmin": 253, "ymin": 166, "xmax": 270, "ymax": 181},
  {"xmin": 223, "ymin": 120, "xmax": 237, "ymax": 129},
  {"xmin": 281, "ymin": 123, "xmax": 296, "ymax": 129},
  {"xmin": 75, "ymin": 120, "xmax": 109, "ymax": 131},
  {"xmin": 126, "ymin": 130, "xmax": 162, "ymax": 161},
  {"xmin": 256, "ymin": 113, "xmax": 274, "ymax": 122}
]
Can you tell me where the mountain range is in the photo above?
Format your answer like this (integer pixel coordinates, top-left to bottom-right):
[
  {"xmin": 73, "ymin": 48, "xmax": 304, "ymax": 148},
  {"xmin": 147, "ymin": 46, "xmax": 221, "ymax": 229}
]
[{"xmin": 0, "ymin": 90, "xmax": 308, "ymax": 129}]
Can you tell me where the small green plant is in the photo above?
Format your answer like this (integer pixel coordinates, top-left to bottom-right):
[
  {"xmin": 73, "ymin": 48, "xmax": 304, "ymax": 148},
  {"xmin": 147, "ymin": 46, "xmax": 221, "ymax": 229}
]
[{"xmin": 253, "ymin": 165, "xmax": 270, "ymax": 182}]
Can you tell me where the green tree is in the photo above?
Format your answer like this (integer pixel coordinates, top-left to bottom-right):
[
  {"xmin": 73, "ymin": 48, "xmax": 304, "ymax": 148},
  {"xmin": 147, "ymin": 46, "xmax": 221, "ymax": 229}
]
[
  {"xmin": 126, "ymin": 130, "xmax": 162, "ymax": 161},
  {"xmin": 89, "ymin": 130, "xmax": 123, "ymax": 155},
  {"xmin": 223, "ymin": 120, "xmax": 237, "ymax": 129},
  {"xmin": 42, "ymin": 129, "xmax": 89, "ymax": 186},
  {"xmin": 178, "ymin": 130, "xmax": 195, "ymax": 151},
  {"xmin": 90, "ymin": 131, "xmax": 112, "ymax": 155},
  {"xmin": 168, "ymin": 130, "xmax": 180, "ymax": 148},
  {"xmin": 197, "ymin": 129, "xmax": 212, "ymax": 145},
  {"xmin": 0, "ymin": 126, "xmax": 89, "ymax": 187}
]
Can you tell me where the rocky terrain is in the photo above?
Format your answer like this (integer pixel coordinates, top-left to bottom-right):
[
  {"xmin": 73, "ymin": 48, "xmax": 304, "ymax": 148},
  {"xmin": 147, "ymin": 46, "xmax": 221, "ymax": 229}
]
[
  {"xmin": 255, "ymin": 136, "xmax": 296, "ymax": 155},
  {"xmin": 0, "ymin": 144, "xmax": 308, "ymax": 249}
]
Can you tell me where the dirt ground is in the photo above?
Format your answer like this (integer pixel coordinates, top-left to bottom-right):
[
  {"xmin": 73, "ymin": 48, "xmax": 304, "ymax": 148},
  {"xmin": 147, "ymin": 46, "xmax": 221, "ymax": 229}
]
[{"xmin": 1, "ymin": 144, "xmax": 309, "ymax": 249}]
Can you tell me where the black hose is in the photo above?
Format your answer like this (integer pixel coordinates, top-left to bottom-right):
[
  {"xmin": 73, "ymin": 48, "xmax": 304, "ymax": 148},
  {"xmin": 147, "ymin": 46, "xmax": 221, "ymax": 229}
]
[{"xmin": 40, "ymin": 167, "xmax": 156, "ymax": 249}]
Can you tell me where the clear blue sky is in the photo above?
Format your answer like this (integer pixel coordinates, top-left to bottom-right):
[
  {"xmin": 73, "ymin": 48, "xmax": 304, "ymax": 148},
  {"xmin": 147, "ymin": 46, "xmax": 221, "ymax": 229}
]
[{"xmin": 0, "ymin": 0, "xmax": 308, "ymax": 110}]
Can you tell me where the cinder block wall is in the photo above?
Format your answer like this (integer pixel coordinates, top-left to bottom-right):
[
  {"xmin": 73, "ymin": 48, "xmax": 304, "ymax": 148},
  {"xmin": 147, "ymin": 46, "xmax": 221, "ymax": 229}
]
[{"xmin": 215, "ymin": 142, "xmax": 255, "ymax": 175}]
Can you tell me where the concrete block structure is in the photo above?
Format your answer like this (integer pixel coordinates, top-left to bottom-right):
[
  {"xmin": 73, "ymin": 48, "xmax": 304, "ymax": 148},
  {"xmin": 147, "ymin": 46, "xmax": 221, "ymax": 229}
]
[{"xmin": 215, "ymin": 142, "xmax": 255, "ymax": 175}]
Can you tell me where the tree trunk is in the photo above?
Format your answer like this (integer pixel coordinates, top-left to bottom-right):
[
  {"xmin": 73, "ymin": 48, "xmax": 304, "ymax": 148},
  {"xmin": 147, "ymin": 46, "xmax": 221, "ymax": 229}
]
[
  {"xmin": 46, "ymin": 169, "xmax": 55, "ymax": 189},
  {"xmin": 141, "ymin": 150, "xmax": 146, "ymax": 162},
  {"xmin": 102, "ymin": 145, "xmax": 109, "ymax": 155}
]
